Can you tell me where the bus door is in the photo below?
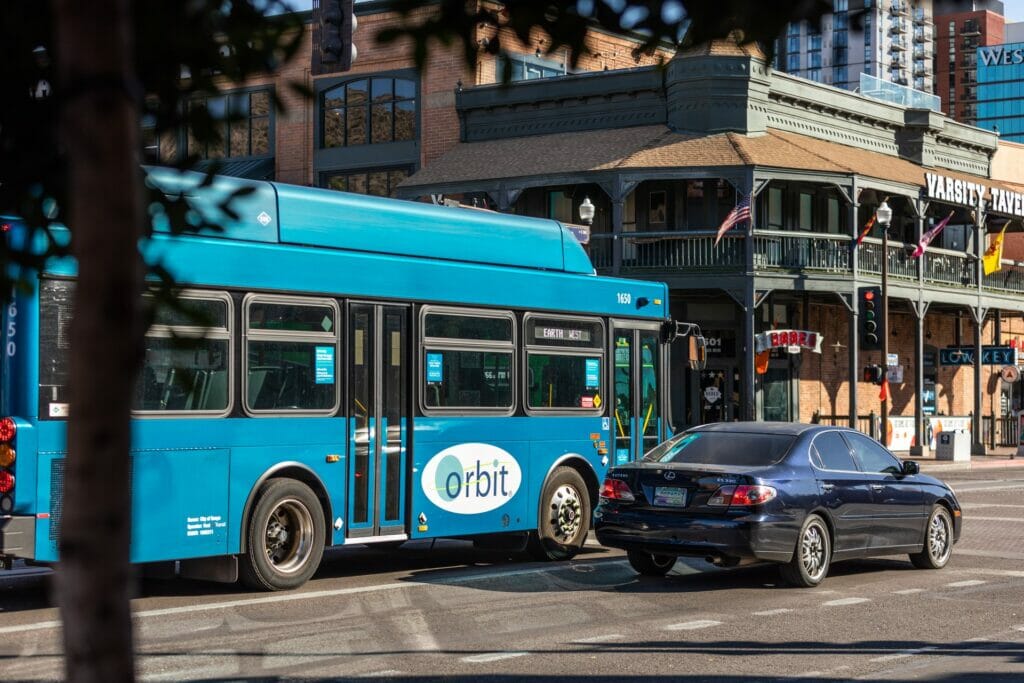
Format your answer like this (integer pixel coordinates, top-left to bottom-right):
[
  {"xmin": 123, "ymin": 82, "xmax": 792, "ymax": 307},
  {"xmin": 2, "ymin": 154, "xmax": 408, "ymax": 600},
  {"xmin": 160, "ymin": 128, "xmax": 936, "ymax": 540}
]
[
  {"xmin": 347, "ymin": 303, "xmax": 409, "ymax": 540},
  {"xmin": 612, "ymin": 323, "xmax": 665, "ymax": 464}
]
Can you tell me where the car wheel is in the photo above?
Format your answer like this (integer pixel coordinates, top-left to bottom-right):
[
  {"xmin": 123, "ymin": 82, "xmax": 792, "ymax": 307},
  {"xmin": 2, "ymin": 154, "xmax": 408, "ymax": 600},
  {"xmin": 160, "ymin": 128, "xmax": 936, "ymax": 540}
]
[
  {"xmin": 240, "ymin": 479, "xmax": 325, "ymax": 591},
  {"xmin": 627, "ymin": 550, "xmax": 676, "ymax": 577},
  {"xmin": 910, "ymin": 505, "xmax": 953, "ymax": 570},
  {"xmin": 526, "ymin": 467, "xmax": 591, "ymax": 561},
  {"xmin": 780, "ymin": 514, "xmax": 831, "ymax": 588}
]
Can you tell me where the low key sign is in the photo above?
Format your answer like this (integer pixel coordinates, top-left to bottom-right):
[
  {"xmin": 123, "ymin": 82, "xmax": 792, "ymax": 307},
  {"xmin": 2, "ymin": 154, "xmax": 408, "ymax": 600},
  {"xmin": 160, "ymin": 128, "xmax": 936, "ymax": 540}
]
[{"xmin": 939, "ymin": 346, "xmax": 1018, "ymax": 366}]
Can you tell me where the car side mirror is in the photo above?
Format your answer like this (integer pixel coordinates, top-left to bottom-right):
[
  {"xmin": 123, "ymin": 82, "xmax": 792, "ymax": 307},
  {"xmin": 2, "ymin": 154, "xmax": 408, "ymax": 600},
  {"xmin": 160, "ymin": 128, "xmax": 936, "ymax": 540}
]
[{"xmin": 901, "ymin": 460, "xmax": 920, "ymax": 476}]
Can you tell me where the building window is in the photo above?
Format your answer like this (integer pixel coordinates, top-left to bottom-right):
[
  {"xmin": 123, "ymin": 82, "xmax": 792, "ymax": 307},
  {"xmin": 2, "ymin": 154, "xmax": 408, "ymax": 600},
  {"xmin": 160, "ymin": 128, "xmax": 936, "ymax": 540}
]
[
  {"xmin": 787, "ymin": 53, "xmax": 801, "ymax": 71},
  {"xmin": 323, "ymin": 166, "xmax": 412, "ymax": 198},
  {"xmin": 500, "ymin": 54, "xmax": 566, "ymax": 81},
  {"xmin": 322, "ymin": 77, "xmax": 416, "ymax": 149},
  {"xmin": 187, "ymin": 90, "xmax": 271, "ymax": 160}
]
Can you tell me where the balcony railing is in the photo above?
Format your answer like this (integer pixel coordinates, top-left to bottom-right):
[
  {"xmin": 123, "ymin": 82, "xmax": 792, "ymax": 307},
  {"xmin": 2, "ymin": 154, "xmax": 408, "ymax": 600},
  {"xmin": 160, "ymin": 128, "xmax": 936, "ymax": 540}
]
[{"xmin": 587, "ymin": 230, "xmax": 1023, "ymax": 296}]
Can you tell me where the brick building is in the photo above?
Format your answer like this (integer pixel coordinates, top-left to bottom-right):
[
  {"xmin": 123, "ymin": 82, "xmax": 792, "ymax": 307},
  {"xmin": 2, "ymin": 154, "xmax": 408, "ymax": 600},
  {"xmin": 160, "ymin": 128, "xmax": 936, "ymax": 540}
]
[
  {"xmin": 933, "ymin": 3, "xmax": 1006, "ymax": 125},
  {"xmin": 145, "ymin": 2, "xmax": 671, "ymax": 192},
  {"xmin": 396, "ymin": 37, "xmax": 1024, "ymax": 454}
]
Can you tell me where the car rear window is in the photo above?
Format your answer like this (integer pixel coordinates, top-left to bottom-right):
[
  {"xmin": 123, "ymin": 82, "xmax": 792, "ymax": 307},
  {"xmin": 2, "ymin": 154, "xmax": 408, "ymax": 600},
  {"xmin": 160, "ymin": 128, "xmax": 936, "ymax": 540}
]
[{"xmin": 645, "ymin": 431, "xmax": 795, "ymax": 467}]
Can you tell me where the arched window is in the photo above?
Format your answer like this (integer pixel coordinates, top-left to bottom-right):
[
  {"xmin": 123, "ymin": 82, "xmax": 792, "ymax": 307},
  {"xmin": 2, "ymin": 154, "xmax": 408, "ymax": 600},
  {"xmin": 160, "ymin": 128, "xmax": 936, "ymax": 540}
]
[{"xmin": 322, "ymin": 77, "xmax": 416, "ymax": 148}]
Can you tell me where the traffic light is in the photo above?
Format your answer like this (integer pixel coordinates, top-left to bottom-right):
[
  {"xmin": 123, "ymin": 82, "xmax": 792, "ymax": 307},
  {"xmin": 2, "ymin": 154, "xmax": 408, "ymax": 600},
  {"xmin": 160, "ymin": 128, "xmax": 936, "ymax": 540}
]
[
  {"xmin": 859, "ymin": 286, "xmax": 883, "ymax": 351},
  {"xmin": 863, "ymin": 365, "xmax": 884, "ymax": 385},
  {"xmin": 317, "ymin": 0, "xmax": 356, "ymax": 73}
]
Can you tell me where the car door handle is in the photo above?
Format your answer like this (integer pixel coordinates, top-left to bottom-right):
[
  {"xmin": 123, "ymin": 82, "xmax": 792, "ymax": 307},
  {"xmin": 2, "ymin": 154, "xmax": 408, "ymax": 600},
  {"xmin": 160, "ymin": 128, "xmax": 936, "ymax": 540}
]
[
  {"xmin": 871, "ymin": 484, "xmax": 884, "ymax": 491},
  {"xmin": 821, "ymin": 483, "xmax": 835, "ymax": 492}
]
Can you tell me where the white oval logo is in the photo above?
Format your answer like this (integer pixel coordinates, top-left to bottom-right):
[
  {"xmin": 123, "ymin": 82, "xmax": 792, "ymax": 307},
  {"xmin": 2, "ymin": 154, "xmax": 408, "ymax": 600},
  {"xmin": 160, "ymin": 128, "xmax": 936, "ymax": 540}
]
[{"xmin": 421, "ymin": 443, "xmax": 522, "ymax": 514}]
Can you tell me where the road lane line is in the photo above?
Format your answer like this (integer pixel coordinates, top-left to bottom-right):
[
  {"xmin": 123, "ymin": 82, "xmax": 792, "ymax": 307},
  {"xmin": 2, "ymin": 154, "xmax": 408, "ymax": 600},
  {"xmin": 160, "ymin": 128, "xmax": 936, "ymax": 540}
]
[
  {"xmin": 868, "ymin": 645, "xmax": 937, "ymax": 663},
  {"xmin": 822, "ymin": 597, "xmax": 871, "ymax": 606},
  {"xmin": 893, "ymin": 588, "xmax": 925, "ymax": 595},
  {"xmin": 461, "ymin": 651, "xmax": 529, "ymax": 663},
  {"xmin": 0, "ymin": 620, "xmax": 61, "ymax": 636},
  {"xmin": 359, "ymin": 671, "xmax": 404, "ymax": 678},
  {"xmin": 573, "ymin": 634, "xmax": 624, "ymax": 643},
  {"xmin": 664, "ymin": 619, "xmax": 722, "ymax": 631},
  {"xmin": 945, "ymin": 579, "xmax": 987, "ymax": 588},
  {"xmin": 752, "ymin": 608, "xmax": 793, "ymax": 616},
  {"xmin": 964, "ymin": 516, "xmax": 1024, "ymax": 523}
]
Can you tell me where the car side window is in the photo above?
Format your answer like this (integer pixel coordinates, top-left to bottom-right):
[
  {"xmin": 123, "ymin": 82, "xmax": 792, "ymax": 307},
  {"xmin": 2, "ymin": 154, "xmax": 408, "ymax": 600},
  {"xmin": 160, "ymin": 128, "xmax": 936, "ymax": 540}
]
[
  {"xmin": 812, "ymin": 431, "xmax": 857, "ymax": 471},
  {"xmin": 845, "ymin": 432, "xmax": 902, "ymax": 475}
]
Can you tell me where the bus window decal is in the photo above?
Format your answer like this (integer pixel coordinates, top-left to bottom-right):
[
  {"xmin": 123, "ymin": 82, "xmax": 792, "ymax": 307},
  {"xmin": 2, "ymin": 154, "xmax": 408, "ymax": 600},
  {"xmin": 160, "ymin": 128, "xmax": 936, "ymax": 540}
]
[
  {"xmin": 426, "ymin": 353, "xmax": 443, "ymax": 383},
  {"xmin": 315, "ymin": 346, "xmax": 335, "ymax": 385}
]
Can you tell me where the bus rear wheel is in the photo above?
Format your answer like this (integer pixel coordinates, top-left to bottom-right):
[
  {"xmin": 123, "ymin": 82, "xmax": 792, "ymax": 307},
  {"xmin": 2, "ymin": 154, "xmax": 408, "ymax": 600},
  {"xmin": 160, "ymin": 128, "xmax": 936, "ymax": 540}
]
[
  {"xmin": 240, "ymin": 479, "xmax": 325, "ymax": 591},
  {"xmin": 527, "ymin": 466, "xmax": 591, "ymax": 561}
]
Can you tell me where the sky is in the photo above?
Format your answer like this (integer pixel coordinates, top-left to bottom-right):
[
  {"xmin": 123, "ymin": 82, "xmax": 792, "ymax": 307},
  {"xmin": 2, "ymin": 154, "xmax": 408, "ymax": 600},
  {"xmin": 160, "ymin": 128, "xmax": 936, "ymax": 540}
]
[{"xmin": 1005, "ymin": 0, "xmax": 1024, "ymax": 23}]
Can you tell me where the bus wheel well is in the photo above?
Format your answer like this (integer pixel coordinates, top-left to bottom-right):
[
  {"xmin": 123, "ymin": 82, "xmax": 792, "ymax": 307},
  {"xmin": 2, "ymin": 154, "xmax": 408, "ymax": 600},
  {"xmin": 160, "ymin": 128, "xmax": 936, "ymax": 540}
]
[
  {"xmin": 551, "ymin": 456, "xmax": 600, "ymax": 510},
  {"xmin": 241, "ymin": 466, "xmax": 333, "ymax": 550}
]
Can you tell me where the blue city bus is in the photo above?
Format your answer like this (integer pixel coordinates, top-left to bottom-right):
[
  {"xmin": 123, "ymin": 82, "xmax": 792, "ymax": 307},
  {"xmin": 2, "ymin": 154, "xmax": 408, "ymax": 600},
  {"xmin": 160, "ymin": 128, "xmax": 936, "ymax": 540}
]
[{"xmin": 0, "ymin": 170, "xmax": 674, "ymax": 590}]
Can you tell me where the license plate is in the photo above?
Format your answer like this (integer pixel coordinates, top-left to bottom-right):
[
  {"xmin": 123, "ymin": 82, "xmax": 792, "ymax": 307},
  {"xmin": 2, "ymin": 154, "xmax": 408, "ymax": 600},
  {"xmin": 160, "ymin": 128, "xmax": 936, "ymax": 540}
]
[{"xmin": 653, "ymin": 486, "xmax": 687, "ymax": 507}]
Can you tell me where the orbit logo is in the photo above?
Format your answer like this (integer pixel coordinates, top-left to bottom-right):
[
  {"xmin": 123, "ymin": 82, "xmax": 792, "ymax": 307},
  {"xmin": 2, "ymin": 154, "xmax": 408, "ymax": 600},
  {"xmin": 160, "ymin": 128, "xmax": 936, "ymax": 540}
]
[{"xmin": 421, "ymin": 443, "xmax": 522, "ymax": 514}]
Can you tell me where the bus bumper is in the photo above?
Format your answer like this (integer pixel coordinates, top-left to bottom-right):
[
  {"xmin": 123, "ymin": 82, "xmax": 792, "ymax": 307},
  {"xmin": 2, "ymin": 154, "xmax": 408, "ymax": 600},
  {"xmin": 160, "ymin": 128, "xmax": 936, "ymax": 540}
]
[{"xmin": 0, "ymin": 515, "xmax": 35, "ymax": 561}]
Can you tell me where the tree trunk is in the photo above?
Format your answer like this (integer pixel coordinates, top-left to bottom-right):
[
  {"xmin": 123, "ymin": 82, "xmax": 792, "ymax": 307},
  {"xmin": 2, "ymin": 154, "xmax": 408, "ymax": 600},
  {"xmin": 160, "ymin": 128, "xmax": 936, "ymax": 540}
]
[{"xmin": 54, "ymin": 0, "xmax": 142, "ymax": 680}]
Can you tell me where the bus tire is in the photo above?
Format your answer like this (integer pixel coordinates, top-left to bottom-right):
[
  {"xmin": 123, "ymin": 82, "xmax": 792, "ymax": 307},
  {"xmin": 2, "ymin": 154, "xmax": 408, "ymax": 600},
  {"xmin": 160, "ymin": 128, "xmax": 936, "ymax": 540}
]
[
  {"xmin": 240, "ymin": 478, "xmax": 325, "ymax": 591},
  {"xmin": 527, "ymin": 466, "xmax": 591, "ymax": 561}
]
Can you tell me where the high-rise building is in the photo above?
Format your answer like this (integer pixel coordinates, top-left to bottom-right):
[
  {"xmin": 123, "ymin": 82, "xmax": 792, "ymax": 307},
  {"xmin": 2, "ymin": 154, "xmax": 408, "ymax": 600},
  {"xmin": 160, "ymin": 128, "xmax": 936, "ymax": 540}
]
[
  {"xmin": 975, "ymin": 40, "xmax": 1024, "ymax": 140},
  {"xmin": 933, "ymin": 1, "xmax": 1006, "ymax": 125},
  {"xmin": 776, "ymin": 1, "xmax": 935, "ymax": 94}
]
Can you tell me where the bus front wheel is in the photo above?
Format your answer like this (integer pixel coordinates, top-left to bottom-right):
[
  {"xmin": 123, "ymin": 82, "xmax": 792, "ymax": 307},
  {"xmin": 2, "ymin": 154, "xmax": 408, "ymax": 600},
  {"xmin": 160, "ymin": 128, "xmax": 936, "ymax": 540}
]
[
  {"xmin": 240, "ymin": 479, "xmax": 325, "ymax": 591},
  {"xmin": 527, "ymin": 466, "xmax": 591, "ymax": 561}
]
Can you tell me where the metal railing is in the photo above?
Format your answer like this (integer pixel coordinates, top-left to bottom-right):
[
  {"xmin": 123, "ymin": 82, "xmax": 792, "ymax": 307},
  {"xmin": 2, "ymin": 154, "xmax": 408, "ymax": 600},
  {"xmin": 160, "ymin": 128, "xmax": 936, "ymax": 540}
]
[
  {"xmin": 923, "ymin": 248, "xmax": 977, "ymax": 288},
  {"xmin": 982, "ymin": 415, "xmax": 1019, "ymax": 449},
  {"xmin": 587, "ymin": 230, "xmax": 1024, "ymax": 297},
  {"xmin": 857, "ymin": 238, "xmax": 918, "ymax": 281},
  {"xmin": 754, "ymin": 230, "xmax": 851, "ymax": 273}
]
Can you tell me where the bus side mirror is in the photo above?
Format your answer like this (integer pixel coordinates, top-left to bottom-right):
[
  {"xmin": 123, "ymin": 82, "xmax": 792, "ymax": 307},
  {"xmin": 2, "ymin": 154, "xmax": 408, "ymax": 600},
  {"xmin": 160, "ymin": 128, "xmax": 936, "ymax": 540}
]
[{"xmin": 689, "ymin": 336, "xmax": 707, "ymax": 371}]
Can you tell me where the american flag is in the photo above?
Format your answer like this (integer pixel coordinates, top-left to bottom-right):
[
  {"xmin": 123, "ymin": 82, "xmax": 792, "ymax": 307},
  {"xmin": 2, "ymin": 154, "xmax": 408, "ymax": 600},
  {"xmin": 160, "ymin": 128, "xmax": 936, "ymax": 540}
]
[{"xmin": 714, "ymin": 194, "xmax": 751, "ymax": 247}]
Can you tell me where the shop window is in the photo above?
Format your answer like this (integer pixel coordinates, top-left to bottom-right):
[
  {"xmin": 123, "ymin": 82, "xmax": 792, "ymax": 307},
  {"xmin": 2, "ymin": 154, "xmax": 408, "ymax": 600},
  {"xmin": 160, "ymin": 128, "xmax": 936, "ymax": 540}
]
[
  {"xmin": 499, "ymin": 55, "xmax": 566, "ymax": 81},
  {"xmin": 322, "ymin": 77, "xmax": 416, "ymax": 148},
  {"xmin": 187, "ymin": 89, "xmax": 271, "ymax": 160},
  {"xmin": 323, "ymin": 166, "xmax": 412, "ymax": 198}
]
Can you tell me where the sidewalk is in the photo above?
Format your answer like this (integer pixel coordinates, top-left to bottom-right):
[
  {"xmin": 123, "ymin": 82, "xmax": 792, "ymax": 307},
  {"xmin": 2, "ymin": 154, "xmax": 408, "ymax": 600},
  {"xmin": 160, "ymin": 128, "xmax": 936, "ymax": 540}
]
[{"xmin": 902, "ymin": 446, "xmax": 1024, "ymax": 473}]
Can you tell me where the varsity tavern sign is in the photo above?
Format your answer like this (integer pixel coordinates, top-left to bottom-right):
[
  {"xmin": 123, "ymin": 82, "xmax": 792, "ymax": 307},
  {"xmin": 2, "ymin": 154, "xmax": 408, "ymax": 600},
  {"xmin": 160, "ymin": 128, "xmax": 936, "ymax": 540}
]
[{"xmin": 924, "ymin": 172, "xmax": 1024, "ymax": 220}]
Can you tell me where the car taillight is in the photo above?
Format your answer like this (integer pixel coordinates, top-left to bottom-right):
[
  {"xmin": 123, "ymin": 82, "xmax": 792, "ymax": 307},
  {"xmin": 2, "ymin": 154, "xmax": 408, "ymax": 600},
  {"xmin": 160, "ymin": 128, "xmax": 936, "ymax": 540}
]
[
  {"xmin": 708, "ymin": 484, "xmax": 777, "ymax": 507},
  {"xmin": 0, "ymin": 470, "xmax": 13, "ymax": 495},
  {"xmin": 600, "ymin": 478, "xmax": 635, "ymax": 502},
  {"xmin": 0, "ymin": 417, "xmax": 15, "ymax": 443}
]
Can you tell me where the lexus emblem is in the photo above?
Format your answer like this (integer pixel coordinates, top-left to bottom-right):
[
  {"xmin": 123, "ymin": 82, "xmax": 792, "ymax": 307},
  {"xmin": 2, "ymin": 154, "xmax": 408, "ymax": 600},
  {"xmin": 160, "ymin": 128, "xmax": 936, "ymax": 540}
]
[{"xmin": 664, "ymin": 471, "xmax": 676, "ymax": 480}]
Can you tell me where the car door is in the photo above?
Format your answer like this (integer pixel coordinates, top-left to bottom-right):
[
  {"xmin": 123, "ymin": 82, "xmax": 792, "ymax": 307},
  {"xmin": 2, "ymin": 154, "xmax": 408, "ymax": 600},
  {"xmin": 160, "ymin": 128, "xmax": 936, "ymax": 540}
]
[
  {"xmin": 843, "ymin": 431, "xmax": 925, "ymax": 550},
  {"xmin": 809, "ymin": 430, "xmax": 875, "ymax": 555}
]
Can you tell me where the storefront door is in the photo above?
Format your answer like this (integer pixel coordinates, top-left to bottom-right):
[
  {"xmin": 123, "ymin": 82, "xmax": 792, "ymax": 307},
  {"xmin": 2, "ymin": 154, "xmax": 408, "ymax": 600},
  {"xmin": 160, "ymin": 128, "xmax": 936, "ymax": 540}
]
[{"xmin": 698, "ymin": 365, "xmax": 738, "ymax": 424}]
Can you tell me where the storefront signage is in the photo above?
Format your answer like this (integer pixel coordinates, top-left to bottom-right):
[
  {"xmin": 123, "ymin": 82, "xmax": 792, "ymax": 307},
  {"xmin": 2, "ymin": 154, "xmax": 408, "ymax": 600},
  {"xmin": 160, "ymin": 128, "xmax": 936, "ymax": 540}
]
[
  {"xmin": 754, "ymin": 329, "xmax": 823, "ymax": 354},
  {"xmin": 979, "ymin": 46, "xmax": 1024, "ymax": 67},
  {"xmin": 704, "ymin": 330, "xmax": 736, "ymax": 357},
  {"xmin": 939, "ymin": 346, "xmax": 1018, "ymax": 366},
  {"xmin": 885, "ymin": 415, "xmax": 973, "ymax": 452},
  {"xmin": 924, "ymin": 172, "xmax": 1024, "ymax": 219}
]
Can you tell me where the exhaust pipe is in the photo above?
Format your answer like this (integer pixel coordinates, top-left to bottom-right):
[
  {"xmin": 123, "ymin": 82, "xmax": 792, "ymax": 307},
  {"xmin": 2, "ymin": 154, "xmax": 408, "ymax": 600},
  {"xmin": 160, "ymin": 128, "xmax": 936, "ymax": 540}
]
[{"xmin": 704, "ymin": 555, "xmax": 722, "ymax": 566}]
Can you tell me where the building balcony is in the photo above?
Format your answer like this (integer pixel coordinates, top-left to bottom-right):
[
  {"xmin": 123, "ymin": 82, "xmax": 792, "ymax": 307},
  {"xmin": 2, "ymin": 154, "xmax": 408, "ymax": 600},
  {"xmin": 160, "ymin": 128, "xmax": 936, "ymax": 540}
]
[
  {"xmin": 961, "ymin": 21, "xmax": 981, "ymax": 36},
  {"xmin": 890, "ymin": 24, "xmax": 907, "ymax": 35},
  {"xmin": 589, "ymin": 231, "xmax": 1011, "ymax": 298}
]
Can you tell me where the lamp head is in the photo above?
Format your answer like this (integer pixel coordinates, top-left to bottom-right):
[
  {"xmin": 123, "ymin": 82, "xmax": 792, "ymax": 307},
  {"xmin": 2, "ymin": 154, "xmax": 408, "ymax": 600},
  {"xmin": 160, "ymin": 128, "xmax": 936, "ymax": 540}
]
[
  {"xmin": 876, "ymin": 200, "xmax": 893, "ymax": 227},
  {"xmin": 579, "ymin": 196, "xmax": 595, "ymax": 225}
]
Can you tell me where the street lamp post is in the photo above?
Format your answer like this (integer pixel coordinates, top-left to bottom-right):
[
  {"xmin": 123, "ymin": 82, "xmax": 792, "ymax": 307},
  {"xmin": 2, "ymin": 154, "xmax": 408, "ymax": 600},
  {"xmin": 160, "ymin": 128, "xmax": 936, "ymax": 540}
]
[
  {"xmin": 876, "ymin": 199, "xmax": 893, "ymax": 442},
  {"xmin": 579, "ymin": 196, "xmax": 595, "ymax": 225}
]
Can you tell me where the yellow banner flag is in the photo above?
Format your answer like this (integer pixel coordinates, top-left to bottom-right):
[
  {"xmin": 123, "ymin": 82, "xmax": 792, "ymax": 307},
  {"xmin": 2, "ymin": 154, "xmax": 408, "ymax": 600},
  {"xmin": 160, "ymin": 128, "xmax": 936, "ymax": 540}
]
[{"xmin": 983, "ymin": 221, "xmax": 1010, "ymax": 276}]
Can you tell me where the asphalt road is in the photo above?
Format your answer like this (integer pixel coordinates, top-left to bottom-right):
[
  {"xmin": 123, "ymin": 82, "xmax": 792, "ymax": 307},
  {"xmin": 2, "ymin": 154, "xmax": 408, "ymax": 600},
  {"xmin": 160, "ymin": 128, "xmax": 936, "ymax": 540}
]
[{"xmin": 3, "ymin": 469, "xmax": 1024, "ymax": 682}]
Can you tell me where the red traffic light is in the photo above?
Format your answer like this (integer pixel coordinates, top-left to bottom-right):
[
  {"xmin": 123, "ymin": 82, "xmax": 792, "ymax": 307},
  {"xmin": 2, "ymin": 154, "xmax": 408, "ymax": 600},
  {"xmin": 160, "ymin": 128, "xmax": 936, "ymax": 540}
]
[{"xmin": 864, "ymin": 290, "xmax": 875, "ymax": 301}]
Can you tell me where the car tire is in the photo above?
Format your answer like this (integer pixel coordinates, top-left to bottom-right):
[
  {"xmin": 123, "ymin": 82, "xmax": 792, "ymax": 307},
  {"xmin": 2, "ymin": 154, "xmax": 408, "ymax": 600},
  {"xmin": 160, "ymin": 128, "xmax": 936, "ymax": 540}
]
[
  {"xmin": 780, "ymin": 513, "xmax": 831, "ymax": 588},
  {"xmin": 626, "ymin": 550, "xmax": 676, "ymax": 577},
  {"xmin": 526, "ymin": 466, "xmax": 591, "ymax": 561},
  {"xmin": 910, "ymin": 505, "xmax": 954, "ymax": 570},
  {"xmin": 240, "ymin": 479, "xmax": 325, "ymax": 591}
]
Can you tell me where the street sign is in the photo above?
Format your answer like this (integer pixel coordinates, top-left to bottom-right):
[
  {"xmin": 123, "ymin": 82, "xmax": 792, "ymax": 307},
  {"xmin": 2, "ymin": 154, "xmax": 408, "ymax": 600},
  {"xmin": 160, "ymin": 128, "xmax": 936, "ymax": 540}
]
[
  {"xmin": 887, "ymin": 353, "xmax": 899, "ymax": 367},
  {"xmin": 1001, "ymin": 365, "xmax": 1021, "ymax": 383},
  {"xmin": 939, "ymin": 346, "xmax": 1018, "ymax": 366},
  {"xmin": 887, "ymin": 365, "xmax": 903, "ymax": 383}
]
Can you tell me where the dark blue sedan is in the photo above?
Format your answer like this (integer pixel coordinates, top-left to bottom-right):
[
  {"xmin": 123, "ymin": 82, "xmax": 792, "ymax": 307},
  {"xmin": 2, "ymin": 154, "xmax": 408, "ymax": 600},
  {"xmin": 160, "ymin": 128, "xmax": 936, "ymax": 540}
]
[{"xmin": 594, "ymin": 423, "xmax": 962, "ymax": 587}]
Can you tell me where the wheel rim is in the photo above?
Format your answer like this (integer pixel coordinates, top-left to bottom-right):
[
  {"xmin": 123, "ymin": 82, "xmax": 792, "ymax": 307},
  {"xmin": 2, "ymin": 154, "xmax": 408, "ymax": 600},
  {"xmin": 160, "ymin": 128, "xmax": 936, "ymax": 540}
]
[
  {"xmin": 653, "ymin": 554, "xmax": 674, "ymax": 569},
  {"xmin": 548, "ymin": 484, "xmax": 584, "ymax": 543},
  {"xmin": 263, "ymin": 498, "xmax": 315, "ymax": 575},
  {"xmin": 800, "ymin": 521, "xmax": 828, "ymax": 581},
  {"xmin": 927, "ymin": 512, "xmax": 952, "ymax": 564}
]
